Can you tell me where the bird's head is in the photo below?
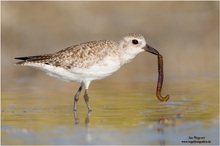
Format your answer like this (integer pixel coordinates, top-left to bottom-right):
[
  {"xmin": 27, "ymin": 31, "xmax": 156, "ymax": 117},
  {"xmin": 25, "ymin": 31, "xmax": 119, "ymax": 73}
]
[{"xmin": 119, "ymin": 33, "xmax": 159, "ymax": 56}]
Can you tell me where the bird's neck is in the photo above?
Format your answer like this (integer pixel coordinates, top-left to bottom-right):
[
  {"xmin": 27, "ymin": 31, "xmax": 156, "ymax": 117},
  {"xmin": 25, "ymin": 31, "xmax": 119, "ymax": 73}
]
[{"xmin": 118, "ymin": 49, "xmax": 141, "ymax": 66}]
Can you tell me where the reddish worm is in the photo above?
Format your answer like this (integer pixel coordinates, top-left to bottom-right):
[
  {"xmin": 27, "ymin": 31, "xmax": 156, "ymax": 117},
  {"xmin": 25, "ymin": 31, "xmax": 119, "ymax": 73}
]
[{"xmin": 156, "ymin": 54, "xmax": 169, "ymax": 102}]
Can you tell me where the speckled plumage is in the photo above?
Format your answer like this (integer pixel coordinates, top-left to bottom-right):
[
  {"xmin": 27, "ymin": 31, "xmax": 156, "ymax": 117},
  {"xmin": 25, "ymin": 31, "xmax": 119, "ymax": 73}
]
[
  {"xmin": 15, "ymin": 33, "xmax": 157, "ymax": 111},
  {"xmin": 16, "ymin": 40, "xmax": 118, "ymax": 69}
]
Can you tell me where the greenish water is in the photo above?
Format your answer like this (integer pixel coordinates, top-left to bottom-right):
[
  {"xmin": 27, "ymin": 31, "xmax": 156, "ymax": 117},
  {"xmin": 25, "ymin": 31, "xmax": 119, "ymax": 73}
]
[{"xmin": 1, "ymin": 79, "xmax": 219, "ymax": 145}]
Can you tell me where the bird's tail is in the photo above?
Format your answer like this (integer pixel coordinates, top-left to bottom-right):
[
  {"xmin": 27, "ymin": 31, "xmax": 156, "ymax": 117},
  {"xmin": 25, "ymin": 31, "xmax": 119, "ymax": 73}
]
[{"xmin": 14, "ymin": 54, "xmax": 52, "ymax": 65}]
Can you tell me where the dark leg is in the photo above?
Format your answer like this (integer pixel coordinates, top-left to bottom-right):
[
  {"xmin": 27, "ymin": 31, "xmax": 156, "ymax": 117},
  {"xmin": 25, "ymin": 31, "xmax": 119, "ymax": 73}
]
[
  {"xmin": 73, "ymin": 111, "xmax": 79, "ymax": 125},
  {"xmin": 85, "ymin": 111, "xmax": 91, "ymax": 126},
  {"xmin": 84, "ymin": 89, "xmax": 92, "ymax": 111},
  {"xmin": 73, "ymin": 85, "xmax": 83, "ymax": 111}
]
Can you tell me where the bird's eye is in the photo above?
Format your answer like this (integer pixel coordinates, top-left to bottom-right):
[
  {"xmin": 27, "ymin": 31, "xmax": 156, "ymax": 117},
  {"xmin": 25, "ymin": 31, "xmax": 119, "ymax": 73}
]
[{"xmin": 132, "ymin": 39, "xmax": 139, "ymax": 45}]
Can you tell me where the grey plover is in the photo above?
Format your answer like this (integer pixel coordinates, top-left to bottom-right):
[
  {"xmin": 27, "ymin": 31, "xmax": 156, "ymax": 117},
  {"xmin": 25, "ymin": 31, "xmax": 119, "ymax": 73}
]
[{"xmin": 15, "ymin": 33, "xmax": 159, "ymax": 111}]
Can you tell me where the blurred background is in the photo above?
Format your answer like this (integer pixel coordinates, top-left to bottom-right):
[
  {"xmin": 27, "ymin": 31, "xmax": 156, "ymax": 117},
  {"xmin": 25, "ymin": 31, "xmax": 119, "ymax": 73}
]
[
  {"xmin": 2, "ymin": 1, "xmax": 218, "ymax": 89},
  {"xmin": 1, "ymin": 1, "xmax": 219, "ymax": 145}
]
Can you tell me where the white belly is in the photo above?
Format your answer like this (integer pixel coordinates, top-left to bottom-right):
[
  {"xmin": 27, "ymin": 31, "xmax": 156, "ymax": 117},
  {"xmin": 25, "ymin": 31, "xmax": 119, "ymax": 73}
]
[{"xmin": 27, "ymin": 57, "xmax": 121, "ymax": 83}]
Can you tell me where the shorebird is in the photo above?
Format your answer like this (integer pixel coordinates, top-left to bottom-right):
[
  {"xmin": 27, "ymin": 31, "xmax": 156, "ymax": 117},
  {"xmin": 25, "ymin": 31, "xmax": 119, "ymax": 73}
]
[{"xmin": 15, "ymin": 33, "xmax": 159, "ymax": 111}]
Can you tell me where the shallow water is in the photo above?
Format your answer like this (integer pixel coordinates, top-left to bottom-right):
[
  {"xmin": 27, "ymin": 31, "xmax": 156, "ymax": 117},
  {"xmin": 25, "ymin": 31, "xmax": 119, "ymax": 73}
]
[{"xmin": 1, "ymin": 79, "xmax": 219, "ymax": 145}]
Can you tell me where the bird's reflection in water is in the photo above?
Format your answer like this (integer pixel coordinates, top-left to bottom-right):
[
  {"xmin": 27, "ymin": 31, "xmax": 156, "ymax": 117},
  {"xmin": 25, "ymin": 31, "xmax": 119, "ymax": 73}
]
[
  {"xmin": 73, "ymin": 111, "xmax": 91, "ymax": 126},
  {"xmin": 73, "ymin": 111, "xmax": 92, "ymax": 143}
]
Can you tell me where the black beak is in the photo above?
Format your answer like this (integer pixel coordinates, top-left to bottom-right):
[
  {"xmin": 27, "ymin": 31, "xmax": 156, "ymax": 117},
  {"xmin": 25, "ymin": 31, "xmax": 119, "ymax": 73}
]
[{"xmin": 143, "ymin": 44, "xmax": 159, "ymax": 55}]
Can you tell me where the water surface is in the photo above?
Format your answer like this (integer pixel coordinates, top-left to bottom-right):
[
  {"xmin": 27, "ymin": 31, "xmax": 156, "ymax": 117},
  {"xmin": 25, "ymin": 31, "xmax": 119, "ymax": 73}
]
[{"xmin": 2, "ymin": 79, "xmax": 219, "ymax": 145}]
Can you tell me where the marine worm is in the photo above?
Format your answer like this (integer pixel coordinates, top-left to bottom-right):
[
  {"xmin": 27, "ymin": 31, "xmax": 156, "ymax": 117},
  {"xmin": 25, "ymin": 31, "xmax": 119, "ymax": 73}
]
[{"xmin": 156, "ymin": 54, "xmax": 169, "ymax": 102}]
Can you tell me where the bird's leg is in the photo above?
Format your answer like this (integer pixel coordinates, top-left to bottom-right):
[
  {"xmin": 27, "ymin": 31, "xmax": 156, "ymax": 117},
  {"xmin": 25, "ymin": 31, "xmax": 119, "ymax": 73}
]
[
  {"xmin": 85, "ymin": 110, "xmax": 92, "ymax": 126},
  {"xmin": 73, "ymin": 111, "xmax": 79, "ymax": 125},
  {"xmin": 73, "ymin": 84, "xmax": 83, "ymax": 111},
  {"xmin": 84, "ymin": 89, "xmax": 92, "ymax": 111}
]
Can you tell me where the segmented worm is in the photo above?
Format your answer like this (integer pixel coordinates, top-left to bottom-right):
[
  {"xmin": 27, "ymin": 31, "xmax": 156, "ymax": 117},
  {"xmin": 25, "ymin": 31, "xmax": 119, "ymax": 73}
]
[{"xmin": 156, "ymin": 54, "xmax": 169, "ymax": 102}]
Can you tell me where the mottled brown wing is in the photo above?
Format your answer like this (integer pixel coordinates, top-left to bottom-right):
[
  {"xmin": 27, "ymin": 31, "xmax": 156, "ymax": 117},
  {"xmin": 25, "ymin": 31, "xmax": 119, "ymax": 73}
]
[
  {"xmin": 15, "ymin": 40, "xmax": 116, "ymax": 69},
  {"xmin": 47, "ymin": 40, "xmax": 116, "ymax": 69}
]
